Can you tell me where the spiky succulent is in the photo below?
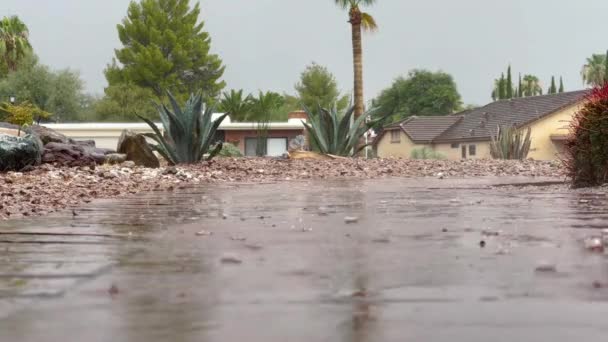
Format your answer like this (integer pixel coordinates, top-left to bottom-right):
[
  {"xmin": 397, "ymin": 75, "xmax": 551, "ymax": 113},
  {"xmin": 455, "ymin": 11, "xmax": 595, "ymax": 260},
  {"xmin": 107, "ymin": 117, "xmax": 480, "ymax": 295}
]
[
  {"xmin": 302, "ymin": 105, "xmax": 378, "ymax": 157},
  {"xmin": 137, "ymin": 92, "xmax": 228, "ymax": 165},
  {"xmin": 489, "ymin": 125, "xmax": 532, "ymax": 160}
]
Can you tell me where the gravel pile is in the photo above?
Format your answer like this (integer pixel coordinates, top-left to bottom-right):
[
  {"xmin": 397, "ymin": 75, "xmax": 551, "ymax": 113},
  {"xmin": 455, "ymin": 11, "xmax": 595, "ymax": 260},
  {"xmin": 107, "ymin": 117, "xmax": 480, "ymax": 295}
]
[{"xmin": 0, "ymin": 158, "xmax": 567, "ymax": 220}]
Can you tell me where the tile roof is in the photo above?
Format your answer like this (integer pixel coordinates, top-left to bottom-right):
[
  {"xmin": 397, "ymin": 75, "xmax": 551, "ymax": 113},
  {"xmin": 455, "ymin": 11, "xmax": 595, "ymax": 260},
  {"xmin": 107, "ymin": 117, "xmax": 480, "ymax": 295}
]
[
  {"xmin": 435, "ymin": 90, "xmax": 588, "ymax": 142},
  {"xmin": 400, "ymin": 115, "xmax": 463, "ymax": 143}
]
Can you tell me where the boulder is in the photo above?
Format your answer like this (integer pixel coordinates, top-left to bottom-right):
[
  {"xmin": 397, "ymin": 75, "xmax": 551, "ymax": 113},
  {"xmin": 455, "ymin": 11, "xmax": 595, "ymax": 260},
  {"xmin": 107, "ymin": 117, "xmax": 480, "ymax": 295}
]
[
  {"xmin": 0, "ymin": 133, "xmax": 43, "ymax": 172},
  {"xmin": 117, "ymin": 130, "xmax": 160, "ymax": 168},
  {"xmin": 28, "ymin": 125, "xmax": 71, "ymax": 145},
  {"xmin": 42, "ymin": 142, "xmax": 96, "ymax": 167}
]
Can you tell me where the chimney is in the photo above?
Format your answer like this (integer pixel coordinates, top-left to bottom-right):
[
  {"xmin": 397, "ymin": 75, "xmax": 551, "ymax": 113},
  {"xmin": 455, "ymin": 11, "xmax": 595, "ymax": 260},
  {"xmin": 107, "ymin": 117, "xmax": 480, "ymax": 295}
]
[{"xmin": 288, "ymin": 110, "xmax": 308, "ymax": 121}]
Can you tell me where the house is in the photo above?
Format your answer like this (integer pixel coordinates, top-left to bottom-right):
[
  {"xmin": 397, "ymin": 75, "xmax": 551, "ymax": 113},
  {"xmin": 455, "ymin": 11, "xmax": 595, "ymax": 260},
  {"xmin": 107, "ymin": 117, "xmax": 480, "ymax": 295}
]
[
  {"xmin": 43, "ymin": 111, "xmax": 309, "ymax": 157},
  {"xmin": 375, "ymin": 90, "xmax": 588, "ymax": 160}
]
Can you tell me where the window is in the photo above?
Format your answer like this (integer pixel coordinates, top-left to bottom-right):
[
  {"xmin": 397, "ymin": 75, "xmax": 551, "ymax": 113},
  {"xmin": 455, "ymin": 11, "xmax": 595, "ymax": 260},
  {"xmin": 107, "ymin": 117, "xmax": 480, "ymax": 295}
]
[
  {"xmin": 451, "ymin": 143, "xmax": 460, "ymax": 149},
  {"xmin": 461, "ymin": 145, "xmax": 467, "ymax": 159},
  {"xmin": 469, "ymin": 144, "xmax": 477, "ymax": 156},
  {"xmin": 245, "ymin": 137, "xmax": 288, "ymax": 157},
  {"xmin": 390, "ymin": 130, "xmax": 401, "ymax": 143}
]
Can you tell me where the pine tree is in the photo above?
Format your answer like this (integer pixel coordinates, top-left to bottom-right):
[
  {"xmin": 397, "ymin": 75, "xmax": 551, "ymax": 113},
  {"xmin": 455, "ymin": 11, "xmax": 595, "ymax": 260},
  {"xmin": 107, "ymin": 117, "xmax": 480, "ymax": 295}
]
[
  {"xmin": 559, "ymin": 77, "xmax": 564, "ymax": 93},
  {"xmin": 506, "ymin": 65, "xmax": 513, "ymax": 99},
  {"xmin": 518, "ymin": 73, "xmax": 523, "ymax": 97},
  {"xmin": 104, "ymin": 0, "xmax": 225, "ymax": 100}
]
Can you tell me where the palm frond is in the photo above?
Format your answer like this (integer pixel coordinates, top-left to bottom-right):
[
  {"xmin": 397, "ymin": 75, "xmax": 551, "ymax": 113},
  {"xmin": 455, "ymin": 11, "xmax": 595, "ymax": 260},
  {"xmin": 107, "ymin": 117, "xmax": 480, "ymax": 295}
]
[{"xmin": 360, "ymin": 12, "xmax": 378, "ymax": 32}]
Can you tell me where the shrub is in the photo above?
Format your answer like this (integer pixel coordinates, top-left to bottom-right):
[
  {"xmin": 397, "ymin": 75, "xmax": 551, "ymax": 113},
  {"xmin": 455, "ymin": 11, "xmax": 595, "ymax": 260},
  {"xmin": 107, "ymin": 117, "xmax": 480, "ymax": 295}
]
[
  {"xmin": 0, "ymin": 101, "xmax": 51, "ymax": 134},
  {"xmin": 138, "ymin": 91, "xmax": 228, "ymax": 165},
  {"xmin": 565, "ymin": 85, "xmax": 608, "ymax": 187},
  {"xmin": 218, "ymin": 142, "xmax": 242, "ymax": 157},
  {"xmin": 410, "ymin": 147, "xmax": 446, "ymax": 160},
  {"xmin": 489, "ymin": 125, "xmax": 532, "ymax": 160}
]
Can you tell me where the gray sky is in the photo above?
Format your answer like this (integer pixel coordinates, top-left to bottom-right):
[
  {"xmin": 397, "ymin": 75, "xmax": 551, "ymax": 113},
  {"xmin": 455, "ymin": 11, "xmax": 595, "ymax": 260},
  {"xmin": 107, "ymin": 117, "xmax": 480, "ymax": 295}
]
[{"xmin": 2, "ymin": 0, "xmax": 607, "ymax": 106}]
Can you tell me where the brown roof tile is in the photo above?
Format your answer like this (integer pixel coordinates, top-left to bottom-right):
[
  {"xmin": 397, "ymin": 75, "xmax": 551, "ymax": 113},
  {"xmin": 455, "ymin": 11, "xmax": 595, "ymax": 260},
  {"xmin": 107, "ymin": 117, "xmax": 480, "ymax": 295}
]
[
  {"xmin": 400, "ymin": 116, "xmax": 463, "ymax": 143},
  {"xmin": 435, "ymin": 90, "xmax": 588, "ymax": 142}
]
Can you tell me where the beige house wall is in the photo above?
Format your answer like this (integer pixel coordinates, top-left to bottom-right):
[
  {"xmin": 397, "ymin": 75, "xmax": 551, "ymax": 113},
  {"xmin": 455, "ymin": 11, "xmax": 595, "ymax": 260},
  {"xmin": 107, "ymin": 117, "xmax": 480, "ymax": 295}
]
[
  {"xmin": 376, "ymin": 130, "xmax": 422, "ymax": 158},
  {"xmin": 523, "ymin": 103, "xmax": 579, "ymax": 161},
  {"xmin": 376, "ymin": 130, "xmax": 492, "ymax": 160},
  {"xmin": 433, "ymin": 142, "xmax": 491, "ymax": 160}
]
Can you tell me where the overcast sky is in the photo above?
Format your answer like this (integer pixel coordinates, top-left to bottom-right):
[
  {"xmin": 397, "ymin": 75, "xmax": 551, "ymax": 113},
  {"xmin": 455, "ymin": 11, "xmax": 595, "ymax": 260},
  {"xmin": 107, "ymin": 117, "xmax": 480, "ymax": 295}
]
[{"xmin": 2, "ymin": 0, "xmax": 607, "ymax": 106}]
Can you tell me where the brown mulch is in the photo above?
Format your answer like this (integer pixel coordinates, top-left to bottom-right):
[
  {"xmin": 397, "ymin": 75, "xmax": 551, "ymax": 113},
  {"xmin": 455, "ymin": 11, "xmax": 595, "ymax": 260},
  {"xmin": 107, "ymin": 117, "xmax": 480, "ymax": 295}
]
[{"xmin": 0, "ymin": 158, "xmax": 567, "ymax": 220}]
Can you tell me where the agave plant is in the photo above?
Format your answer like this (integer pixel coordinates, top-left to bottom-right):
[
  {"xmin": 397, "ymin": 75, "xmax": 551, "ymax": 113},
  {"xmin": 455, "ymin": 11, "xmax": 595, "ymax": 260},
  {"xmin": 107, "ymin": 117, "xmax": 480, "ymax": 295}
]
[
  {"xmin": 302, "ymin": 105, "xmax": 378, "ymax": 157},
  {"xmin": 137, "ymin": 92, "xmax": 228, "ymax": 165},
  {"xmin": 489, "ymin": 125, "xmax": 532, "ymax": 160}
]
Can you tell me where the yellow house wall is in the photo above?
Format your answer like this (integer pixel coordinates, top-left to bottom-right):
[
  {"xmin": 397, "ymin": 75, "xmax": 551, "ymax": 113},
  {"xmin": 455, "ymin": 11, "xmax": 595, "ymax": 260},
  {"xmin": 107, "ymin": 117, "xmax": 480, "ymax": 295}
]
[
  {"xmin": 434, "ymin": 142, "xmax": 492, "ymax": 160},
  {"xmin": 376, "ymin": 130, "xmax": 424, "ymax": 158},
  {"xmin": 524, "ymin": 103, "xmax": 579, "ymax": 160}
]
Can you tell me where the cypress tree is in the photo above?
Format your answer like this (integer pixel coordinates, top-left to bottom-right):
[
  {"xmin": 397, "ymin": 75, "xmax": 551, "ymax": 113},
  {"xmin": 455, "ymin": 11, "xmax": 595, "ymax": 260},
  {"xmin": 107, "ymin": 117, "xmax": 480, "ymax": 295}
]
[
  {"xmin": 104, "ymin": 0, "xmax": 226, "ymax": 100},
  {"xmin": 506, "ymin": 65, "xmax": 513, "ymax": 99},
  {"xmin": 549, "ymin": 76, "xmax": 556, "ymax": 94},
  {"xmin": 559, "ymin": 77, "xmax": 564, "ymax": 93},
  {"xmin": 498, "ymin": 73, "xmax": 506, "ymax": 100},
  {"xmin": 518, "ymin": 73, "xmax": 523, "ymax": 97}
]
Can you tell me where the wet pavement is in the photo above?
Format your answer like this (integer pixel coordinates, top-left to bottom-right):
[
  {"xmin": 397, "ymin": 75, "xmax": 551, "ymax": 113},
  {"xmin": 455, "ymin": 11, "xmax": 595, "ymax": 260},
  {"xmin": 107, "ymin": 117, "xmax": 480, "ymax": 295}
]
[{"xmin": 1, "ymin": 177, "xmax": 608, "ymax": 341}]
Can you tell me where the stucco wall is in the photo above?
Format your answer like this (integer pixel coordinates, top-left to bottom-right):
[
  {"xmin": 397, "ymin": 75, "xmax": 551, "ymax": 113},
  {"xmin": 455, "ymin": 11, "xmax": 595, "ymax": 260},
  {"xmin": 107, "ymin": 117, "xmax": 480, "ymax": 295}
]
[
  {"xmin": 434, "ymin": 142, "xmax": 491, "ymax": 160},
  {"xmin": 376, "ymin": 130, "xmax": 421, "ymax": 158},
  {"xmin": 524, "ymin": 103, "xmax": 579, "ymax": 160}
]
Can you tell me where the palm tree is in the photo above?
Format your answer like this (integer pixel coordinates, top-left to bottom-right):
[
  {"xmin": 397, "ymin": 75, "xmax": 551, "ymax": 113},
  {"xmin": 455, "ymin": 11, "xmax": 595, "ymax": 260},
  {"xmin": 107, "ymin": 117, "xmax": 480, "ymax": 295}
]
[
  {"xmin": 0, "ymin": 16, "xmax": 32, "ymax": 72},
  {"xmin": 219, "ymin": 89, "xmax": 253, "ymax": 122},
  {"xmin": 581, "ymin": 53, "xmax": 606, "ymax": 87},
  {"xmin": 521, "ymin": 75, "xmax": 543, "ymax": 97},
  {"xmin": 334, "ymin": 0, "xmax": 377, "ymax": 122}
]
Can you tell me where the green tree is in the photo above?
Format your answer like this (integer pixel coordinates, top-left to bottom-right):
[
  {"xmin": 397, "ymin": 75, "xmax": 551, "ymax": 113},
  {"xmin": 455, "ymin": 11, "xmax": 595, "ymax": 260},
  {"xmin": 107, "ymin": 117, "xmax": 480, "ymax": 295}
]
[
  {"xmin": 506, "ymin": 65, "xmax": 513, "ymax": 99},
  {"xmin": 518, "ymin": 73, "xmax": 523, "ymax": 97},
  {"xmin": 94, "ymin": 84, "xmax": 157, "ymax": 122},
  {"xmin": 521, "ymin": 74, "xmax": 543, "ymax": 97},
  {"xmin": 0, "ymin": 16, "xmax": 32, "ymax": 74},
  {"xmin": 219, "ymin": 89, "xmax": 253, "ymax": 122},
  {"xmin": 295, "ymin": 62, "xmax": 350, "ymax": 112},
  {"xmin": 249, "ymin": 91, "xmax": 286, "ymax": 121},
  {"xmin": 548, "ymin": 76, "xmax": 557, "ymax": 94},
  {"xmin": 105, "ymin": 0, "xmax": 225, "ymax": 100},
  {"xmin": 0, "ymin": 56, "xmax": 85, "ymax": 122},
  {"xmin": 373, "ymin": 69, "xmax": 462, "ymax": 125},
  {"xmin": 559, "ymin": 76, "xmax": 564, "ymax": 93},
  {"xmin": 581, "ymin": 53, "xmax": 606, "ymax": 87},
  {"xmin": 334, "ymin": 0, "xmax": 377, "ymax": 122}
]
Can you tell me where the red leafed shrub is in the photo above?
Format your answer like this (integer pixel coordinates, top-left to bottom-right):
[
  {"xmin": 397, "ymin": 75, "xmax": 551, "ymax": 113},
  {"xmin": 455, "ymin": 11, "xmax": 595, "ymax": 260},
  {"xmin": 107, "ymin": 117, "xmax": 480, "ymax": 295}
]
[{"xmin": 565, "ymin": 84, "xmax": 608, "ymax": 188}]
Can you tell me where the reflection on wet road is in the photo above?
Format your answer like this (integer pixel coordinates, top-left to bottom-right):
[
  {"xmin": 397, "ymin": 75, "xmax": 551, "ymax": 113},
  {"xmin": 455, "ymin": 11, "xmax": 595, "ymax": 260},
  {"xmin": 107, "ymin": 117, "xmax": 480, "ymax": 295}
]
[{"xmin": 1, "ymin": 177, "xmax": 608, "ymax": 341}]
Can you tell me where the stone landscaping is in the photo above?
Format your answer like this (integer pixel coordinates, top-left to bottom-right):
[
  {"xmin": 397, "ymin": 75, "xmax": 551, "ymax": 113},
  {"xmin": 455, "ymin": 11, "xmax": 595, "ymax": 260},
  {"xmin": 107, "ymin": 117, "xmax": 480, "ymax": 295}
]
[{"xmin": 0, "ymin": 156, "xmax": 568, "ymax": 220}]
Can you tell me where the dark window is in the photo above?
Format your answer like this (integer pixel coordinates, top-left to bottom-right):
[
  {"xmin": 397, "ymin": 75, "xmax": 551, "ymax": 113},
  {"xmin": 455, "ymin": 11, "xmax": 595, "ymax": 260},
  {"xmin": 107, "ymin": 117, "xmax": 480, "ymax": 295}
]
[
  {"xmin": 245, "ymin": 138, "xmax": 258, "ymax": 156},
  {"xmin": 461, "ymin": 145, "xmax": 466, "ymax": 159},
  {"xmin": 469, "ymin": 144, "xmax": 477, "ymax": 156},
  {"xmin": 390, "ymin": 130, "xmax": 401, "ymax": 143},
  {"xmin": 451, "ymin": 143, "xmax": 459, "ymax": 149}
]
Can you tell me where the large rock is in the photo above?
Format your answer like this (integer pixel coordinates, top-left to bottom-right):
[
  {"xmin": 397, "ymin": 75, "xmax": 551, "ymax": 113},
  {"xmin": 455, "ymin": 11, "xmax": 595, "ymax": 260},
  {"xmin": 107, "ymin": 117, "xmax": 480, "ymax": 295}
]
[
  {"xmin": 0, "ymin": 134, "xmax": 43, "ymax": 172},
  {"xmin": 28, "ymin": 125, "xmax": 71, "ymax": 145},
  {"xmin": 42, "ymin": 142, "xmax": 98, "ymax": 167},
  {"xmin": 117, "ymin": 130, "xmax": 160, "ymax": 168}
]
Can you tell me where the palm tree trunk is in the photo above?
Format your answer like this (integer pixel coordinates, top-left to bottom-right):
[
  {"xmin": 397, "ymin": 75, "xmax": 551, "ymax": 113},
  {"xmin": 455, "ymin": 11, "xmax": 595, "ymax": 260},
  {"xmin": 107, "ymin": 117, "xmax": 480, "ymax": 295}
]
[{"xmin": 350, "ymin": 9, "xmax": 364, "ymax": 121}]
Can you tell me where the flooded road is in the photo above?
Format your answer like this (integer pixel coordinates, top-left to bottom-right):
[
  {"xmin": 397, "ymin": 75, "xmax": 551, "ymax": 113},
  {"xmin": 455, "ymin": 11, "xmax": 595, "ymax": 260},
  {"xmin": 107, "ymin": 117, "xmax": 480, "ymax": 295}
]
[{"xmin": 1, "ymin": 177, "xmax": 608, "ymax": 341}]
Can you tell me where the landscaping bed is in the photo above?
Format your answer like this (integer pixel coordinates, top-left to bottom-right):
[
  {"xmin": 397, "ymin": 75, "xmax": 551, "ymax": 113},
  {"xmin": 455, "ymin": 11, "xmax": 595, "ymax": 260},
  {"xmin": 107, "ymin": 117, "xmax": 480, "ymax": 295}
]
[{"xmin": 0, "ymin": 158, "xmax": 567, "ymax": 220}]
